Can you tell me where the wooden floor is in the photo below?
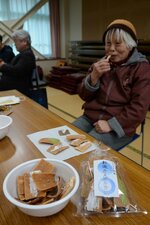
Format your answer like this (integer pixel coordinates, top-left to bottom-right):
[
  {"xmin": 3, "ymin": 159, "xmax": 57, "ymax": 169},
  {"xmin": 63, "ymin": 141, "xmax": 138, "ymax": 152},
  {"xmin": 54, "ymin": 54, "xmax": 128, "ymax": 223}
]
[{"xmin": 46, "ymin": 86, "xmax": 150, "ymax": 170}]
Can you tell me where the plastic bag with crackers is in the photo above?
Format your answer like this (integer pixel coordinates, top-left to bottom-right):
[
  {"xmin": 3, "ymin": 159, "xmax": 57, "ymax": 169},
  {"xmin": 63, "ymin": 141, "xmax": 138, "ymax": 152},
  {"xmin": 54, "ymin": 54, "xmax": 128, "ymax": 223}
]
[{"xmin": 75, "ymin": 143, "xmax": 147, "ymax": 217}]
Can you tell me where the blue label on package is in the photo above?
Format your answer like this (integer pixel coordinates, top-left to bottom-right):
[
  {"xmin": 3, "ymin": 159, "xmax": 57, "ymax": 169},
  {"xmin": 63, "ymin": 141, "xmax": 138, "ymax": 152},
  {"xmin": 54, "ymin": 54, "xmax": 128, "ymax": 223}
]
[{"xmin": 94, "ymin": 160, "xmax": 119, "ymax": 197}]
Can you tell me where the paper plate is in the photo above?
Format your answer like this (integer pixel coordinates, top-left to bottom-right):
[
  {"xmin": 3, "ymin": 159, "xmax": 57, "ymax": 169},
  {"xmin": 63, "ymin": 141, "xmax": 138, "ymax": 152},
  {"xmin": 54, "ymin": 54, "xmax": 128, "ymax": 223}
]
[{"xmin": 0, "ymin": 96, "xmax": 20, "ymax": 106}]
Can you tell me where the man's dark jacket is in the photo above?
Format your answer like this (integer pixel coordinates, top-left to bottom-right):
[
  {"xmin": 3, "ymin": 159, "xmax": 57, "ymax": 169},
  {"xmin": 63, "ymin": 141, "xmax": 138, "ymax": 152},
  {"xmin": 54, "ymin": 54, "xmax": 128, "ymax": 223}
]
[
  {"xmin": 0, "ymin": 45, "xmax": 15, "ymax": 63},
  {"xmin": 0, "ymin": 48, "xmax": 36, "ymax": 96}
]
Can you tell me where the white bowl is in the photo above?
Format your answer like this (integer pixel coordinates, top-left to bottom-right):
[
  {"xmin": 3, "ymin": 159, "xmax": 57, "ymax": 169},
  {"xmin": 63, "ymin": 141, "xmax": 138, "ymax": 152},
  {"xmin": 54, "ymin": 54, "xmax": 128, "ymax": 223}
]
[
  {"xmin": 3, "ymin": 158, "xmax": 80, "ymax": 217},
  {"xmin": 0, "ymin": 115, "xmax": 13, "ymax": 140}
]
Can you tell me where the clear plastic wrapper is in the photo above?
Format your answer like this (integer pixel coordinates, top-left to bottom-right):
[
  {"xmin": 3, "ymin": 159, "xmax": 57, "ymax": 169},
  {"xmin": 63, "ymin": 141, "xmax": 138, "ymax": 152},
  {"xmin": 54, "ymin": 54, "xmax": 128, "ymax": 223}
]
[{"xmin": 75, "ymin": 143, "xmax": 147, "ymax": 217}]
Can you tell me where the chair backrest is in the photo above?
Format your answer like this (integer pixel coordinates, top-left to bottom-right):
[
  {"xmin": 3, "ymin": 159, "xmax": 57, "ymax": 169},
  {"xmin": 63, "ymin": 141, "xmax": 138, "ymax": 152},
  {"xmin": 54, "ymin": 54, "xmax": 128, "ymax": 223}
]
[
  {"xmin": 116, "ymin": 120, "xmax": 145, "ymax": 166},
  {"xmin": 29, "ymin": 67, "xmax": 48, "ymax": 109},
  {"xmin": 29, "ymin": 88, "xmax": 48, "ymax": 109},
  {"xmin": 31, "ymin": 67, "xmax": 39, "ymax": 89},
  {"xmin": 139, "ymin": 120, "xmax": 145, "ymax": 166}
]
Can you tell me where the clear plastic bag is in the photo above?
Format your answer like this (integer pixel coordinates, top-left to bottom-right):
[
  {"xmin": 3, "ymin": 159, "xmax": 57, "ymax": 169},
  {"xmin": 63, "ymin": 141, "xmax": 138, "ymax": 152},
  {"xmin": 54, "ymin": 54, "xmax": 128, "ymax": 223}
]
[{"xmin": 75, "ymin": 143, "xmax": 147, "ymax": 217}]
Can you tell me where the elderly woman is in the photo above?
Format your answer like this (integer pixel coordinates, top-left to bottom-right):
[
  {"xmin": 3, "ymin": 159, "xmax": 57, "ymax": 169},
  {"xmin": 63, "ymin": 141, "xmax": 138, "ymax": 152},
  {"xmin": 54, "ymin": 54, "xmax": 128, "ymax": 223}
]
[
  {"xmin": 0, "ymin": 30, "xmax": 35, "ymax": 96},
  {"xmin": 73, "ymin": 19, "xmax": 150, "ymax": 150}
]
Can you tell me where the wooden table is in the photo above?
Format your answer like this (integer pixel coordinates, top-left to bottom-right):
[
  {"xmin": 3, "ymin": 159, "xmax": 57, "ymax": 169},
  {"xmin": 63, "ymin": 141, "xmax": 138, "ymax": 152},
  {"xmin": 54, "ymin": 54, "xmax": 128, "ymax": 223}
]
[{"xmin": 0, "ymin": 90, "xmax": 150, "ymax": 225}]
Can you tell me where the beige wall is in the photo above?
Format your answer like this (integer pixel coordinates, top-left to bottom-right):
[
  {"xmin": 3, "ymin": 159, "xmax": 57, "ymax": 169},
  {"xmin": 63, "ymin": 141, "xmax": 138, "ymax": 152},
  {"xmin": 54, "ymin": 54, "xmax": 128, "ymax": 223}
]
[
  {"xmin": 36, "ymin": 59, "xmax": 58, "ymax": 76},
  {"xmin": 60, "ymin": 0, "xmax": 82, "ymax": 58},
  {"xmin": 82, "ymin": 0, "xmax": 150, "ymax": 41}
]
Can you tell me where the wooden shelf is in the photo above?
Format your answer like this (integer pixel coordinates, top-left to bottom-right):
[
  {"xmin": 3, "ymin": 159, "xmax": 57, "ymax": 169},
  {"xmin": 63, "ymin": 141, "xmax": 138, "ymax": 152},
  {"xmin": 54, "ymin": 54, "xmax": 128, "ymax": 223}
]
[{"xmin": 68, "ymin": 40, "xmax": 150, "ymax": 71}]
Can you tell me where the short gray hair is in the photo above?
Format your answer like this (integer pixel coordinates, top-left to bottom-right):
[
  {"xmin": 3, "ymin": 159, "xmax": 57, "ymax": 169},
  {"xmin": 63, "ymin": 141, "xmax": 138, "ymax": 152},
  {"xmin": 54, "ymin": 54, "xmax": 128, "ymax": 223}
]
[
  {"xmin": 105, "ymin": 28, "xmax": 137, "ymax": 49},
  {"xmin": 11, "ymin": 30, "xmax": 31, "ymax": 45}
]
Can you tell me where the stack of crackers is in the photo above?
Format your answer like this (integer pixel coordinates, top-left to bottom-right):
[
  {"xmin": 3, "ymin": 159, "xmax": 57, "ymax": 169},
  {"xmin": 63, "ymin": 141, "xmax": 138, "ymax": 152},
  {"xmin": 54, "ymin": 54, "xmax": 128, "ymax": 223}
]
[{"xmin": 16, "ymin": 159, "xmax": 75, "ymax": 205}]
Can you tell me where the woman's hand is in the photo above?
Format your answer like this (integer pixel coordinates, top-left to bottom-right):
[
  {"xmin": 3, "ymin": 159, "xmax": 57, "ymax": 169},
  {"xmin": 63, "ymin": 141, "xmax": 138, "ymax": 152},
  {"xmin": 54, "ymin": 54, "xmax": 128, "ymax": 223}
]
[
  {"xmin": 90, "ymin": 55, "xmax": 111, "ymax": 86},
  {"xmin": 94, "ymin": 120, "xmax": 112, "ymax": 133},
  {"xmin": 0, "ymin": 59, "xmax": 5, "ymax": 67}
]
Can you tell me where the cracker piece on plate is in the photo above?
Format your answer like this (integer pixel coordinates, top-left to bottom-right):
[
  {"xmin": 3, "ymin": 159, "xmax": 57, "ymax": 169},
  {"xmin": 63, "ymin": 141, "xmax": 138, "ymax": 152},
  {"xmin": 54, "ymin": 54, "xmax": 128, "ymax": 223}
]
[
  {"xmin": 70, "ymin": 138, "xmax": 87, "ymax": 147},
  {"xmin": 75, "ymin": 141, "xmax": 92, "ymax": 152},
  {"xmin": 66, "ymin": 134, "xmax": 86, "ymax": 140},
  {"xmin": 47, "ymin": 145, "xmax": 69, "ymax": 155},
  {"xmin": 58, "ymin": 129, "xmax": 70, "ymax": 136},
  {"xmin": 39, "ymin": 138, "xmax": 60, "ymax": 145}
]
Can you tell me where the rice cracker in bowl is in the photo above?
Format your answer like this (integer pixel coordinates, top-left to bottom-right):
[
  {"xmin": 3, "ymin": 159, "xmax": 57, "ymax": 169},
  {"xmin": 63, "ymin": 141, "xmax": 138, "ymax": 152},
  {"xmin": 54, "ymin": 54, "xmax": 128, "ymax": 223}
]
[{"xmin": 3, "ymin": 158, "xmax": 80, "ymax": 217}]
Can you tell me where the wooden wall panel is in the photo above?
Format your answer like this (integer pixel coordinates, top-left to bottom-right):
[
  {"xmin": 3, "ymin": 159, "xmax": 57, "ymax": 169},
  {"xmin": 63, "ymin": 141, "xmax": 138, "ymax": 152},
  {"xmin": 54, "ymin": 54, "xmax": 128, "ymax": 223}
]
[{"xmin": 82, "ymin": 0, "xmax": 150, "ymax": 41}]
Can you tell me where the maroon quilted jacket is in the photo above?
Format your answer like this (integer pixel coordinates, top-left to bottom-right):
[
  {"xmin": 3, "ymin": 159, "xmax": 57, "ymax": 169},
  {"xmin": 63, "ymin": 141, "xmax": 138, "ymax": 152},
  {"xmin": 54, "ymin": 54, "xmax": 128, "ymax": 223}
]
[{"xmin": 78, "ymin": 48, "xmax": 150, "ymax": 137}]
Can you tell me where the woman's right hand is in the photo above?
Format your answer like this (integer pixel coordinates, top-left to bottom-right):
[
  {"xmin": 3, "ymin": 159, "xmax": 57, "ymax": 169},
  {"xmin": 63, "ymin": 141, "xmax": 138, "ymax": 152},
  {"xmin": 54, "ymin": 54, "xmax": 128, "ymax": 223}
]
[
  {"xmin": 90, "ymin": 56, "xmax": 111, "ymax": 86},
  {"xmin": 0, "ymin": 59, "xmax": 5, "ymax": 67}
]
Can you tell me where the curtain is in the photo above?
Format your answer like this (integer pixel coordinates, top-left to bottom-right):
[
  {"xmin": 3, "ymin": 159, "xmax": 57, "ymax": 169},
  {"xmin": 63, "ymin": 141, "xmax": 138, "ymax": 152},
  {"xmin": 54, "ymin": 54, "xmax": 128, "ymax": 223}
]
[
  {"xmin": 0, "ymin": 0, "xmax": 60, "ymax": 58},
  {"xmin": 49, "ymin": 0, "xmax": 60, "ymax": 58}
]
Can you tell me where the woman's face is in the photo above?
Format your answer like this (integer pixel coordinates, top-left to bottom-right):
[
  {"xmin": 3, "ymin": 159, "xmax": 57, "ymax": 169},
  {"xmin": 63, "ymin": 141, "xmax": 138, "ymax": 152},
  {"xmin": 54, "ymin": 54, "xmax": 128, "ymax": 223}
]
[{"xmin": 105, "ymin": 35, "xmax": 131, "ymax": 63}]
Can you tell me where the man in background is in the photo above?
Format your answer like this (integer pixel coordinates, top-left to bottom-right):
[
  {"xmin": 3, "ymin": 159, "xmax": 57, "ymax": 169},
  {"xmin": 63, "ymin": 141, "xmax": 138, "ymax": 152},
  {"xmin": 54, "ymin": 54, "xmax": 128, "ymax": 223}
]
[
  {"xmin": 0, "ymin": 30, "xmax": 36, "ymax": 96},
  {"xmin": 0, "ymin": 35, "xmax": 15, "ymax": 63}
]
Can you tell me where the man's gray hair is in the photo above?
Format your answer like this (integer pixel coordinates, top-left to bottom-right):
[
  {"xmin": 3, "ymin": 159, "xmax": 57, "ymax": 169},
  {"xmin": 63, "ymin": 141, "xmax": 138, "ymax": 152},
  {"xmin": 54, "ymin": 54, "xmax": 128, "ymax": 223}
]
[
  {"xmin": 105, "ymin": 28, "xmax": 137, "ymax": 49},
  {"xmin": 11, "ymin": 30, "xmax": 31, "ymax": 45}
]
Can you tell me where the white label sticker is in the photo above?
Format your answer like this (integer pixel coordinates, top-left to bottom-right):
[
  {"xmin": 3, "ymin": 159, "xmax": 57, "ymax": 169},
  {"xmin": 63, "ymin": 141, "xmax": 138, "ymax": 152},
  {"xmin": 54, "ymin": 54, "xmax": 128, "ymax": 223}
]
[{"xmin": 93, "ymin": 160, "xmax": 119, "ymax": 197}]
